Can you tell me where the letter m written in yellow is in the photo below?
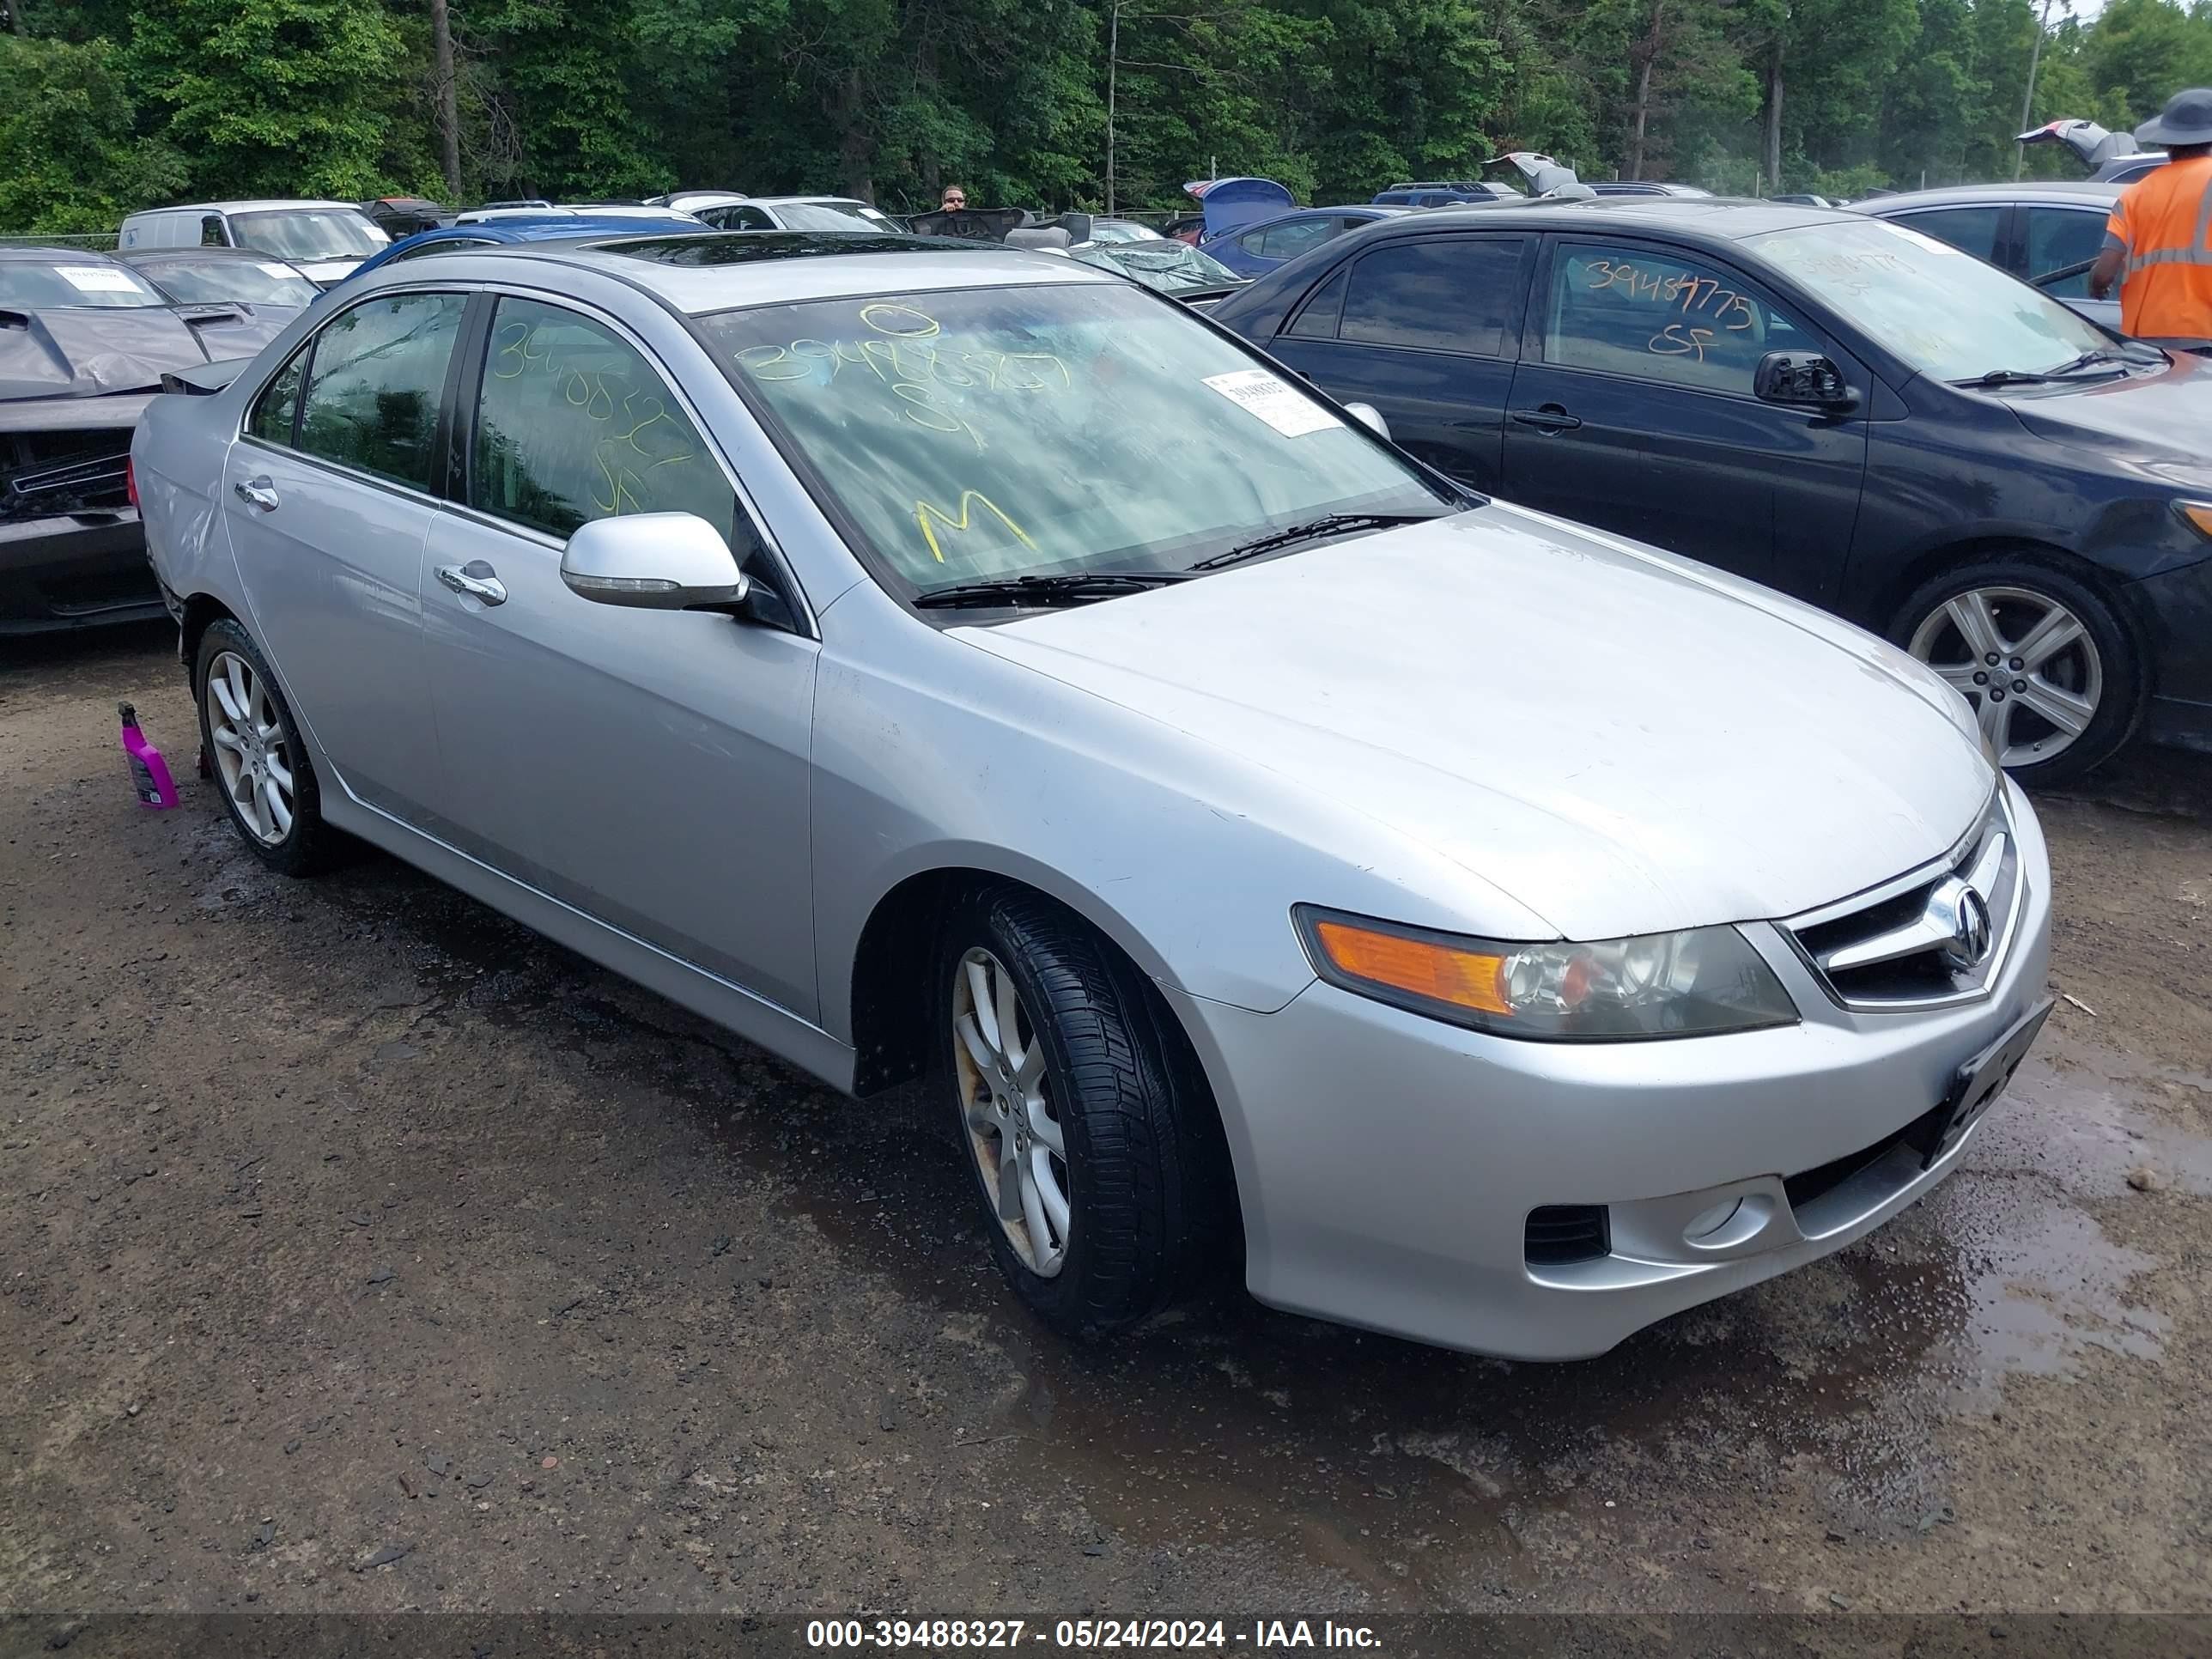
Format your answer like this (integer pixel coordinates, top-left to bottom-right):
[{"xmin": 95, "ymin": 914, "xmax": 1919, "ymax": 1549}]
[{"xmin": 914, "ymin": 491, "xmax": 1038, "ymax": 566}]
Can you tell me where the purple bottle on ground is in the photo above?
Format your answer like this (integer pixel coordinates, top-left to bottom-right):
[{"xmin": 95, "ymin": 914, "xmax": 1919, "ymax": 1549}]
[{"xmin": 118, "ymin": 702, "xmax": 179, "ymax": 810}]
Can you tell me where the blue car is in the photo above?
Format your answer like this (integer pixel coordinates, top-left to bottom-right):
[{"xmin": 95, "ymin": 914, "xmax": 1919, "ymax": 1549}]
[
  {"xmin": 1199, "ymin": 206, "xmax": 1413, "ymax": 279},
  {"xmin": 339, "ymin": 215, "xmax": 706, "ymax": 284}
]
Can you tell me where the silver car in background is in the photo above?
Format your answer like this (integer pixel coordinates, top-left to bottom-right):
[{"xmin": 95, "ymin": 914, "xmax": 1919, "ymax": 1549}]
[{"xmin": 132, "ymin": 231, "xmax": 2051, "ymax": 1359}]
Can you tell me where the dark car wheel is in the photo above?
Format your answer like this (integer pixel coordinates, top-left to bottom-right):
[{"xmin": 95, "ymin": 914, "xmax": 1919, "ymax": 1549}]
[
  {"xmin": 1891, "ymin": 555, "xmax": 2143, "ymax": 787},
  {"xmin": 194, "ymin": 618, "xmax": 337, "ymax": 876},
  {"xmin": 933, "ymin": 885, "xmax": 1228, "ymax": 1338}
]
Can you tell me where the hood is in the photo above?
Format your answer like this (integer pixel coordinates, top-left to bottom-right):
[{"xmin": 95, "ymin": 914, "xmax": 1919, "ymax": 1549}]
[
  {"xmin": 957, "ymin": 507, "xmax": 1993, "ymax": 940},
  {"xmin": 2009, "ymin": 350, "xmax": 2212, "ymax": 472},
  {"xmin": 0, "ymin": 306, "xmax": 212, "ymax": 401},
  {"xmin": 172, "ymin": 301, "xmax": 300, "ymax": 356}
]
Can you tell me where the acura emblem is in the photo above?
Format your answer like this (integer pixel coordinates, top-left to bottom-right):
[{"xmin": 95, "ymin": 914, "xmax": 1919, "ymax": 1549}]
[{"xmin": 1936, "ymin": 878, "xmax": 1994, "ymax": 970}]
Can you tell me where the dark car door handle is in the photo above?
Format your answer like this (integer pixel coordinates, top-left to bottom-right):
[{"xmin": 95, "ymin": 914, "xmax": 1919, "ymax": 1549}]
[
  {"xmin": 234, "ymin": 477, "xmax": 279, "ymax": 511},
  {"xmin": 436, "ymin": 561, "xmax": 507, "ymax": 606},
  {"xmin": 1510, "ymin": 405, "xmax": 1583, "ymax": 434}
]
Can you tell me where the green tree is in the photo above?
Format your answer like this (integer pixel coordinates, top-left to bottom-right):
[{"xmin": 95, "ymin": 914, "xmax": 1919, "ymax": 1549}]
[{"xmin": 0, "ymin": 33, "xmax": 183, "ymax": 231}]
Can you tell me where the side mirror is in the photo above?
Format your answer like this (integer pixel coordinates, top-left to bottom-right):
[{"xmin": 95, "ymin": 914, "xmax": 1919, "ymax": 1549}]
[
  {"xmin": 1753, "ymin": 351, "xmax": 1858, "ymax": 412},
  {"xmin": 560, "ymin": 512, "xmax": 750, "ymax": 611},
  {"xmin": 1343, "ymin": 401, "xmax": 1391, "ymax": 440}
]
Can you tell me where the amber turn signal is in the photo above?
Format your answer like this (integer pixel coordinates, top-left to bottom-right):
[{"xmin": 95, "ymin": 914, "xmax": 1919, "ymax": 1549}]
[
  {"xmin": 2180, "ymin": 501, "xmax": 2212, "ymax": 541},
  {"xmin": 1310, "ymin": 919, "xmax": 1514, "ymax": 1017}
]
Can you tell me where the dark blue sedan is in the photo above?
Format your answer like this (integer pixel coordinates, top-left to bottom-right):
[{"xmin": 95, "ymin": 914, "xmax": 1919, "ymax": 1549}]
[{"xmin": 1200, "ymin": 206, "xmax": 1413, "ymax": 278}]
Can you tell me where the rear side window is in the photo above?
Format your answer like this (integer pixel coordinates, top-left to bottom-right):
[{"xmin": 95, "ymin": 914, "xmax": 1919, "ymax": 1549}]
[
  {"xmin": 1285, "ymin": 268, "xmax": 1349, "ymax": 338},
  {"xmin": 247, "ymin": 349, "xmax": 307, "ymax": 444},
  {"xmin": 468, "ymin": 296, "xmax": 738, "ymax": 543},
  {"xmin": 1889, "ymin": 205, "xmax": 2003, "ymax": 263},
  {"xmin": 1256, "ymin": 217, "xmax": 1339, "ymax": 261},
  {"xmin": 2024, "ymin": 207, "xmax": 2107, "ymax": 297},
  {"xmin": 1542, "ymin": 243, "xmax": 1808, "ymax": 394},
  {"xmin": 1338, "ymin": 237, "xmax": 1525, "ymax": 356},
  {"xmin": 295, "ymin": 292, "xmax": 466, "ymax": 489}
]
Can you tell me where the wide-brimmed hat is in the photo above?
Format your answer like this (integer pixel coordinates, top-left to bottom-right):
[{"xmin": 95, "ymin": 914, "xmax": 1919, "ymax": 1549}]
[{"xmin": 2136, "ymin": 87, "xmax": 2212, "ymax": 149}]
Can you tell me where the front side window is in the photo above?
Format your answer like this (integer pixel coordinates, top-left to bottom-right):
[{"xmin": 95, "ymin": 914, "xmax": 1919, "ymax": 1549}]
[
  {"xmin": 201, "ymin": 216, "xmax": 229, "ymax": 247},
  {"xmin": 1747, "ymin": 216, "xmax": 2107, "ymax": 381},
  {"xmin": 471, "ymin": 297, "xmax": 737, "ymax": 542},
  {"xmin": 1542, "ymin": 241, "xmax": 1808, "ymax": 394},
  {"xmin": 700, "ymin": 281, "xmax": 1449, "ymax": 595},
  {"xmin": 0, "ymin": 259, "xmax": 168, "ymax": 310},
  {"xmin": 249, "ymin": 348, "xmax": 308, "ymax": 443},
  {"xmin": 1339, "ymin": 237, "xmax": 1525, "ymax": 356},
  {"xmin": 703, "ymin": 204, "xmax": 775, "ymax": 231},
  {"xmin": 2024, "ymin": 207, "xmax": 2108, "ymax": 297},
  {"xmin": 295, "ymin": 292, "xmax": 466, "ymax": 489},
  {"xmin": 229, "ymin": 210, "xmax": 389, "ymax": 261},
  {"xmin": 1888, "ymin": 205, "xmax": 2004, "ymax": 263}
]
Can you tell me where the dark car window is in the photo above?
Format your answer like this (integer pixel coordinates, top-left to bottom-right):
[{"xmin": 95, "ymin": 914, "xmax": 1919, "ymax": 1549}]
[
  {"xmin": 248, "ymin": 348, "xmax": 308, "ymax": 444},
  {"xmin": 295, "ymin": 292, "xmax": 466, "ymax": 490},
  {"xmin": 702, "ymin": 204, "xmax": 775, "ymax": 231},
  {"xmin": 1255, "ymin": 217, "xmax": 1338, "ymax": 261},
  {"xmin": 201, "ymin": 215, "xmax": 229, "ymax": 247},
  {"xmin": 2024, "ymin": 206, "xmax": 2108, "ymax": 297},
  {"xmin": 1888, "ymin": 205, "xmax": 2004, "ymax": 263},
  {"xmin": 470, "ymin": 296, "xmax": 738, "ymax": 543},
  {"xmin": 1339, "ymin": 236, "xmax": 1525, "ymax": 356},
  {"xmin": 1543, "ymin": 242, "xmax": 1807, "ymax": 394},
  {"xmin": 1285, "ymin": 268, "xmax": 1349, "ymax": 338}
]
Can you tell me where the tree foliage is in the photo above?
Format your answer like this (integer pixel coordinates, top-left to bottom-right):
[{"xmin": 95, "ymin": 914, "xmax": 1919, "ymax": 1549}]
[{"xmin": 3, "ymin": 0, "xmax": 2210, "ymax": 226}]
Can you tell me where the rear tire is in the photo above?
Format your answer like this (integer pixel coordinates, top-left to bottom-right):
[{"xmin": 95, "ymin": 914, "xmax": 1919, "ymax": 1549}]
[
  {"xmin": 1890, "ymin": 554, "xmax": 2142, "ymax": 788},
  {"xmin": 932, "ymin": 885, "xmax": 1229, "ymax": 1338},
  {"xmin": 194, "ymin": 618, "xmax": 337, "ymax": 876}
]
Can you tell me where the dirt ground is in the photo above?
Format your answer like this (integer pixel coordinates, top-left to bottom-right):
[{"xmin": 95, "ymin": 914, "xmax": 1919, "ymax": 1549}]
[{"xmin": 3, "ymin": 622, "xmax": 2209, "ymax": 1625}]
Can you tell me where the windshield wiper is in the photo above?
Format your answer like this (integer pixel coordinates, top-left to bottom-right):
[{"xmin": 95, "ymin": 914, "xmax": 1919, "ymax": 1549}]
[
  {"xmin": 1955, "ymin": 348, "xmax": 2139, "ymax": 388},
  {"xmin": 912, "ymin": 570, "xmax": 1191, "ymax": 610},
  {"xmin": 1188, "ymin": 512, "xmax": 1446, "ymax": 572}
]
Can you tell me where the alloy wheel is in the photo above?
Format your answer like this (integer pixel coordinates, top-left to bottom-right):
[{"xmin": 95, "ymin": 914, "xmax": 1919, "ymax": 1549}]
[
  {"xmin": 951, "ymin": 947, "xmax": 1072, "ymax": 1277},
  {"xmin": 1908, "ymin": 585, "xmax": 2103, "ymax": 769},
  {"xmin": 205, "ymin": 650, "xmax": 295, "ymax": 846}
]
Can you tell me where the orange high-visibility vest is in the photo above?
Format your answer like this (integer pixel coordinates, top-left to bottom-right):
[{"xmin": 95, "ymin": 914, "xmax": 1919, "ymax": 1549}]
[{"xmin": 2106, "ymin": 155, "xmax": 2212, "ymax": 339}]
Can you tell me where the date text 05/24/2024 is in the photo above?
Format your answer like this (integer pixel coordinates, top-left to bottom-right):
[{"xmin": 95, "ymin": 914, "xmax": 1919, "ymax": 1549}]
[{"xmin": 805, "ymin": 1620, "xmax": 1383, "ymax": 1650}]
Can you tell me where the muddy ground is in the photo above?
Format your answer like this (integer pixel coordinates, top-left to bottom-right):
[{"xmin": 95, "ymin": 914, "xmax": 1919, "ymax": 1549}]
[{"xmin": 2, "ymin": 623, "xmax": 2208, "ymax": 1624}]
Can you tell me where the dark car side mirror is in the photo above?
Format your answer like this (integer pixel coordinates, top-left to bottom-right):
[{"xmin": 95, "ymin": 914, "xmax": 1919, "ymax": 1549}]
[{"xmin": 1754, "ymin": 351, "xmax": 1859, "ymax": 413}]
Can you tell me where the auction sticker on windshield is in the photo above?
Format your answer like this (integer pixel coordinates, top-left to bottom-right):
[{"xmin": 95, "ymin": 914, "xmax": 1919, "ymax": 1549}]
[
  {"xmin": 57, "ymin": 266, "xmax": 142, "ymax": 293},
  {"xmin": 1202, "ymin": 368, "xmax": 1340, "ymax": 437}
]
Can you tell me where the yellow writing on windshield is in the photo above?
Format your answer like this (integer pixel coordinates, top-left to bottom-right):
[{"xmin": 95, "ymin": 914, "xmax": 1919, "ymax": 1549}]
[{"xmin": 915, "ymin": 490, "xmax": 1037, "ymax": 564}]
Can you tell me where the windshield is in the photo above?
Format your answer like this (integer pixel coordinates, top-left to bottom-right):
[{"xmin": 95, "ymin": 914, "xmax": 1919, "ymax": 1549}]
[
  {"xmin": 137, "ymin": 257, "xmax": 319, "ymax": 307},
  {"xmin": 1089, "ymin": 221, "xmax": 1165, "ymax": 244},
  {"xmin": 229, "ymin": 210, "xmax": 389, "ymax": 261},
  {"xmin": 776, "ymin": 202, "xmax": 897, "ymax": 233},
  {"xmin": 1072, "ymin": 240, "xmax": 1244, "ymax": 294},
  {"xmin": 1746, "ymin": 216, "xmax": 2110, "ymax": 380},
  {"xmin": 0, "ymin": 259, "xmax": 168, "ymax": 309},
  {"xmin": 700, "ymin": 281, "xmax": 1447, "ymax": 596}
]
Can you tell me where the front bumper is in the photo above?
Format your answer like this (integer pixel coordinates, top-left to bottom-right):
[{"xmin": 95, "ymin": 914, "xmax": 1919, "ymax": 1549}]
[
  {"xmin": 1165, "ymin": 783, "xmax": 2054, "ymax": 1360},
  {"xmin": 0, "ymin": 509, "xmax": 164, "ymax": 635}
]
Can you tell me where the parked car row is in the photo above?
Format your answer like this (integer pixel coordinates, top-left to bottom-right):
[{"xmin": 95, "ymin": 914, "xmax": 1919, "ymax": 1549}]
[{"xmin": 129, "ymin": 228, "xmax": 2058, "ymax": 1362}]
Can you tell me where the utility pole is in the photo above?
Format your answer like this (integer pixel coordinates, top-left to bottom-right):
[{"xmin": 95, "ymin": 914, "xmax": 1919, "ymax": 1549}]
[
  {"xmin": 2014, "ymin": 0, "xmax": 2055, "ymax": 181},
  {"xmin": 1106, "ymin": 1, "xmax": 1120, "ymax": 216}
]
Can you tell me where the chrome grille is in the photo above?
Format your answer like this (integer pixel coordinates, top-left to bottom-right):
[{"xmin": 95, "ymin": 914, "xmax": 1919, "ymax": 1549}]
[{"xmin": 1783, "ymin": 793, "xmax": 2022, "ymax": 1011}]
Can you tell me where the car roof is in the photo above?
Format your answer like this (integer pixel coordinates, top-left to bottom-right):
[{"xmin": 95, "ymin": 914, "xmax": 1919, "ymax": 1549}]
[
  {"xmin": 750, "ymin": 196, "xmax": 876, "ymax": 208},
  {"xmin": 1383, "ymin": 195, "xmax": 1846, "ymax": 240},
  {"xmin": 128, "ymin": 200, "xmax": 364, "ymax": 216},
  {"xmin": 417, "ymin": 233, "xmax": 1108, "ymax": 314},
  {"xmin": 1860, "ymin": 181, "xmax": 2122, "ymax": 210},
  {"xmin": 119, "ymin": 246, "xmax": 305, "ymax": 262}
]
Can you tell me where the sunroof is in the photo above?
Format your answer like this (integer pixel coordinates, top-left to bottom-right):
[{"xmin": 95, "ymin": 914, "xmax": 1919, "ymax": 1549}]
[{"xmin": 594, "ymin": 231, "xmax": 958, "ymax": 266}]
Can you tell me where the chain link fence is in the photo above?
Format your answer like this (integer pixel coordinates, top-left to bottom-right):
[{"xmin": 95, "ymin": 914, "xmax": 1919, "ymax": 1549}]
[{"xmin": 0, "ymin": 231, "xmax": 123, "ymax": 250}]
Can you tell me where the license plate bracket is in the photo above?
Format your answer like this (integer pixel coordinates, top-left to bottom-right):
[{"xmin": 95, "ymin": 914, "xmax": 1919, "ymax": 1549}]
[{"xmin": 1914, "ymin": 995, "xmax": 2053, "ymax": 1171}]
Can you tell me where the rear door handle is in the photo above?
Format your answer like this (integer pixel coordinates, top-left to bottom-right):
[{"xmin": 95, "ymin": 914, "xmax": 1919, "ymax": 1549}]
[
  {"xmin": 436, "ymin": 561, "xmax": 507, "ymax": 606},
  {"xmin": 234, "ymin": 477, "xmax": 279, "ymax": 511},
  {"xmin": 1510, "ymin": 405, "xmax": 1583, "ymax": 434}
]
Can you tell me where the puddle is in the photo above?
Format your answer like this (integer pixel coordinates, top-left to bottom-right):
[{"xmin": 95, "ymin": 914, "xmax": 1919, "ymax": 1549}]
[{"xmin": 301, "ymin": 848, "xmax": 2207, "ymax": 1591}]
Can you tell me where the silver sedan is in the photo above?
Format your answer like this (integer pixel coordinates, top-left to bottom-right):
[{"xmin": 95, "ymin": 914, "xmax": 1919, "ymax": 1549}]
[{"xmin": 132, "ymin": 232, "xmax": 2052, "ymax": 1358}]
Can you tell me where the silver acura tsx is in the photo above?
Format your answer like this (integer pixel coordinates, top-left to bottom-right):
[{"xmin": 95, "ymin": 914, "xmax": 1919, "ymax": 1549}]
[{"xmin": 132, "ymin": 231, "xmax": 2051, "ymax": 1359}]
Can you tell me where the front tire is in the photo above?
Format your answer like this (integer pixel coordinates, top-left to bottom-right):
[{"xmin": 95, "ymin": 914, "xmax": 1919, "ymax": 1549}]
[
  {"xmin": 1891, "ymin": 555, "xmax": 2143, "ymax": 787},
  {"xmin": 933, "ymin": 886, "xmax": 1226, "ymax": 1338},
  {"xmin": 194, "ymin": 618, "xmax": 335, "ymax": 876}
]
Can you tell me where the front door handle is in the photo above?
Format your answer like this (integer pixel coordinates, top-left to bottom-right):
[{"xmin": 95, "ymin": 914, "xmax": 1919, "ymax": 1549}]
[
  {"xmin": 1510, "ymin": 404, "xmax": 1583, "ymax": 434},
  {"xmin": 234, "ymin": 477, "xmax": 280, "ymax": 511},
  {"xmin": 436, "ymin": 561, "xmax": 507, "ymax": 606}
]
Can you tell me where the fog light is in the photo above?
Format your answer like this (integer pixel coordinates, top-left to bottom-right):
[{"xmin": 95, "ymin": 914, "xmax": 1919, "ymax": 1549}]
[{"xmin": 1685, "ymin": 1197, "xmax": 1742, "ymax": 1242}]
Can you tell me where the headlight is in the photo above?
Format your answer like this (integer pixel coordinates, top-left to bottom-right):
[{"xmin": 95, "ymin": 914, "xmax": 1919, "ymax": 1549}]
[
  {"xmin": 1293, "ymin": 907, "xmax": 1798, "ymax": 1042},
  {"xmin": 2178, "ymin": 501, "xmax": 2212, "ymax": 541}
]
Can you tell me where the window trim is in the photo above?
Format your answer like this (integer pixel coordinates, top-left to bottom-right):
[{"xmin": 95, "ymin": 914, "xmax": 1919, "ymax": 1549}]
[
  {"xmin": 448, "ymin": 281, "xmax": 818, "ymax": 640},
  {"xmin": 1524, "ymin": 232, "xmax": 1853, "ymax": 406},
  {"xmin": 2020, "ymin": 203, "xmax": 2109, "ymax": 292},
  {"xmin": 1327, "ymin": 232, "xmax": 1534, "ymax": 361},
  {"xmin": 1885, "ymin": 204, "xmax": 2013, "ymax": 270},
  {"xmin": 234, "ymin": 284, "xmax": 475, "ymax": 509}
]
